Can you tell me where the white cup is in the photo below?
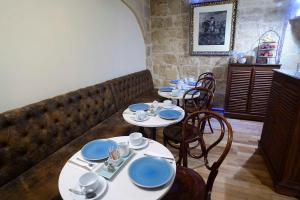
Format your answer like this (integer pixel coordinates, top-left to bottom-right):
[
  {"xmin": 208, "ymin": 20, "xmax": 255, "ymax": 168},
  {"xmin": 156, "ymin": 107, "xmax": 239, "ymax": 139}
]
[
  {"xmin": 136, "ymin": 110, "xmax": 147, "ymax": 121},
  {"xmin": 78, "ymin": 172, "xmax": 100, "ymax": 193},
  {"xmin": 171, "ymin": 89, "xmax": 179, "ymax": 97},
  {"xmin": 129, "ymin": 132, "xmax": 143, "ymax": 146},
  {"xmin": 152, "ymin": 100, "xmax": 159, "ymax": 109},
  {"xmin": 118, "ymin": 141, "xmax": 130, "ymax": 157},
  {"xmin": 163, "ymin": 100, "xmax": 172, "ymax": 108}
]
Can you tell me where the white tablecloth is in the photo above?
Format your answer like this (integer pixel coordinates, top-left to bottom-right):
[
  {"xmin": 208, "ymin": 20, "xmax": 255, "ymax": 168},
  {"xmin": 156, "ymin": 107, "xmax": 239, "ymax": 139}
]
[{"xmin": 58, "ymin": 136, "xmax": 176, "ymax": 200}]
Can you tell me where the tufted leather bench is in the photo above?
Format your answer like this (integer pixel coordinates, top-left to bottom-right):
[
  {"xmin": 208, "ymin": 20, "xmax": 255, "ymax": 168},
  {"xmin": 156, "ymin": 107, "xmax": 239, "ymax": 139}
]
[{"xmin": 0, "ymin": 69, "xmax": 160, "ymax": 200}]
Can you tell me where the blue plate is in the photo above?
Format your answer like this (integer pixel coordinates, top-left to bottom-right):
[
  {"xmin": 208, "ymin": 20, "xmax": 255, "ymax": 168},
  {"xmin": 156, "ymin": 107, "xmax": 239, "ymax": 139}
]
[
  {"xmin": 159, "ymin": 110, "xmax": 182, "ymax": 120},
  {"xmin": 128, "ymin": 157, "xmax": 174, "ymax": 188},
  {"xmin": 81, "ymin": 139, "xmax": 117, "ymax": 161},
  {"xmin": 159, "ymin": 87, "xmax": 173, "ymax": 92},
  {"xmin": 187, "ymin": 81, "xmax": 197, "ymax": 86},
  {"xmin": 188, "ymin": 90, "xmax": 200, "ymax": 95},
  {"xmin": 128, "ymin": 103, "xmax": 150, "ymax": 112},
  {"xmin": 169, "ymin": 80, "xmax": 179, "ymax": 84}
]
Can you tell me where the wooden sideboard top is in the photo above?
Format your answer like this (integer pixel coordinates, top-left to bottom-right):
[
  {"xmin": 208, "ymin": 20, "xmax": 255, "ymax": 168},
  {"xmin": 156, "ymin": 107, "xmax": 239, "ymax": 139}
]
[
  {"xmin": 229, "ymin": 63, "xmax": 281, "ymax": 67},
  {"xmin": 273, "ymin": 69, "xmax": 300, "ymax": 80}
]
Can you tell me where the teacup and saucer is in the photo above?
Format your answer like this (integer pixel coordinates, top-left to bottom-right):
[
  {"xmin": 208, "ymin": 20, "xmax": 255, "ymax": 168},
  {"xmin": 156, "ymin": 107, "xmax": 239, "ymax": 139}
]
[
  {"xmin": 133, "ymin": 110, "xmax": 149, "ymax": 122},
  {"xmin": 171, "ymin": 89, "xmax": 179, "ymax": 97},
  {"xmin": 162, "ymin": 100, "xmax": 174, "ymax": 109},
  {"xmin": 129, "ymin": 132, "xmax": 149, "ymax": 150},
  {"xmin": 70, "ymin": 172, "xmax": 107, "ymax": 200}
]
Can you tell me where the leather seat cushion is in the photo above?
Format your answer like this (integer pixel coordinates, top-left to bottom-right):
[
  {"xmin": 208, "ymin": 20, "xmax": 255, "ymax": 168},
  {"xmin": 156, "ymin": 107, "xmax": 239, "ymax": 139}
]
[
  {"xmin": 0, "ymin": 110, "xmax": 138, "ymax": 200},
  {"xmin": 162, "ymin": 166, "xmax": 206, "ymax": 200}
]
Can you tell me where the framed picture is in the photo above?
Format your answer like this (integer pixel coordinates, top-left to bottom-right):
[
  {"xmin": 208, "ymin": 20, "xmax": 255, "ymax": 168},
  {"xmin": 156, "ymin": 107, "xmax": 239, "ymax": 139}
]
[{"xmin": 190, "ymin": 0, "xmax": 238, "ymax": 56}]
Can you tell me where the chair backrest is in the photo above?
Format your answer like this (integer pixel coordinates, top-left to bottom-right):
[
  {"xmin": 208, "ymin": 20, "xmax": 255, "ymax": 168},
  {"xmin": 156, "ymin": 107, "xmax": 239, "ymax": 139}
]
[
  {"xmin": 182, "ymin": 87, "xmax": 213, "ymax": 114},
  {"xmin": 198, "ymin": 72, "xmax": 215, "ymax": 80},
  {"xmin": 196, "ymin": 77, "xmax": 216, "ymax": 94},
  {"xmin": 179, "ymin": 110, "xmax": 233, "ymax": 199}
]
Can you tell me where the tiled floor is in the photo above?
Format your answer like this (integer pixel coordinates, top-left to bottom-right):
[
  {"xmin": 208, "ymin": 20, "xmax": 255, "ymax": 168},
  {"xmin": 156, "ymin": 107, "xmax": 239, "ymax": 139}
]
[{"xmin": 155, "ymin": 118, "xmax": 298, "ymax": 200}]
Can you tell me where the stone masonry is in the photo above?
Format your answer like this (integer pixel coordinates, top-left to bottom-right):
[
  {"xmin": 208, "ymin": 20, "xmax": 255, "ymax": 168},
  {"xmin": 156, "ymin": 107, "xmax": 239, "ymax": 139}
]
[{"xmin": 147, "ymin": 0, "xmax": 288, "ymax": 107}]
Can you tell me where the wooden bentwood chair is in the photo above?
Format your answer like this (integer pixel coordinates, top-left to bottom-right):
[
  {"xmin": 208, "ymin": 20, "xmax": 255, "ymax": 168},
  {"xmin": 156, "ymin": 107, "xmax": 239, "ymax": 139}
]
[
  {"xmin": 198, "ymin": 71, "xmax": 215, "ymax": 81},
  {"xmin": 162, "ymin": 110, "xmax": 233, "ymax": 200},
  {"xmin": 163, "ymin": 87, "xmax": 213, "ymax": 165},
  {"xmin": 196, "ymin": 76, "xmax": 216, "ymax": 133}
]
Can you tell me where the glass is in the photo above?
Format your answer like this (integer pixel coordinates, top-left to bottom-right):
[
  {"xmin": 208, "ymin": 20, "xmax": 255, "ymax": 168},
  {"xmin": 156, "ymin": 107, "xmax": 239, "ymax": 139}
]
[{"xmin": 108, "ymin": 146, "xmax": 120, "ymax": 161}]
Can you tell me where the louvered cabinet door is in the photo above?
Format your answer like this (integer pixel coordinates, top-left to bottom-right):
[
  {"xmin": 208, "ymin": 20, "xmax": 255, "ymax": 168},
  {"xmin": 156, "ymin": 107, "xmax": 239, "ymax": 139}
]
[
  {"xmin": 226, "ymin": 66, "xmax": 252, "ymax": 114},
  {"xmin": 225, "ymin": 64, "xmax": 280, "ymax": 121},
  {"xmin": 249, "ymin": 68, "xmax": 274, "ymax": 116}
]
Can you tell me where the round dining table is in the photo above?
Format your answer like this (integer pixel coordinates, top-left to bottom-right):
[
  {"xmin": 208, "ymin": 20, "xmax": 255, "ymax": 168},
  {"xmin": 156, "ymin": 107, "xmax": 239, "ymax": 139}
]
[
  {"xmin": 122, "ymin": 103, "xmax": 185, "ymax": 140},
  {"xmin": 58, "ymin": 136, "xmax": 176, "ymax": 200}
]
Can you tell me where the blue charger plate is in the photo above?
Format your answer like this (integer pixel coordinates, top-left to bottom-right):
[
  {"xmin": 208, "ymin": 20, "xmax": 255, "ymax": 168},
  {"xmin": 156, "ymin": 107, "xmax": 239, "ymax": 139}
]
[
  {"xmin": 188, "ymin": 90, "xmax": 200, "ymax": 95},
  {"xmin": 81, "ymin": 139, "xmax": 117, "ymax": 161},
  {"xmin": 128, "ymin": 103, "xmax": 150, "ymax": 112},
  {"xmin": 187, "ymin": 81, "xmax": 197, "ymax": 86},
  {"xmin": 169, "ymin": 80, "xmax": 179, "ymax": 84},
  {"xmin": 159, "ymin": 110, "xmax": 182, "ymax": 120},
  {"xmin": 159, "ymin": 87, "xmax": 173, "ymax": 92},
  {"xmin": 128, "ymin": 157, "xmax": 174, "ymax": 188}
]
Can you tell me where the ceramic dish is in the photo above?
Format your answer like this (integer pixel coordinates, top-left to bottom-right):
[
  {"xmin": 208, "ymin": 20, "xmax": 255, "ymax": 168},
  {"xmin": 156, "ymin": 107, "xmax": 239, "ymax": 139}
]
[
  {"xmin": 81, "ymin": 139, "xmax": 117, "ymax": 161},
  {"xmin": 159, "ymin": 87, "xmax": 173, "ymax": 92},
  {"xmin": 159, "ymin": 110, "xmax": 181, "ymax": 120},
  {"xmin": 70, "ymin": 176, "xmax": 107, "ymax": 200},
  {"xmin": 129, "ymin": 138, "xmax": 149, "ymax": 150},
  {"xmin": 128, "ymin": 103, "xmax": 150, "ymax": 112},
  {"xmin": 128, "ymin": 157, "xmax": 174, "ymax": 188}
]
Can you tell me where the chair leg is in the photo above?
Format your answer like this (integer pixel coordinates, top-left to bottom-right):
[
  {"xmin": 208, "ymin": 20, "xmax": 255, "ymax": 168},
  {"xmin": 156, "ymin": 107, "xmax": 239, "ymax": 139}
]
[{"xmin": 208, "ymin": 118, "xmax": 214, "ymax": 133}]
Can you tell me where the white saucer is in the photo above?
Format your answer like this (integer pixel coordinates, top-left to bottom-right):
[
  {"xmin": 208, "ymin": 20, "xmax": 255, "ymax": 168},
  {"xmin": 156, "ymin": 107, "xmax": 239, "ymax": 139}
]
[
  {"xmin": 131, "ymin": 115, "xmax": 150, "ymax": 122},
  {"xmin": 129, "ymin": 138, "xmax": 149, "ymax": 150},
  {"xmin": 71, "ymin": 176, "xmax": 108, "ymax": 200}
]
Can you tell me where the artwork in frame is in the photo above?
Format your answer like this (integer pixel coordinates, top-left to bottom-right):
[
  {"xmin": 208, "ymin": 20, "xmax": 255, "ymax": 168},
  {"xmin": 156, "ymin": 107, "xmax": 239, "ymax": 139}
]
[{"xmin": 190, "ymin": 0, "xmax": 238, "ymax": 56}]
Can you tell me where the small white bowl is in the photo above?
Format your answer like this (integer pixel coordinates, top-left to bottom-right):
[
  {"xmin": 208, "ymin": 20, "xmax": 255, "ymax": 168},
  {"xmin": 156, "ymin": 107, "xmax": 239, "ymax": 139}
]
[{"xmin": 129, "ymin": 132, "xmax": 143, "ymax": 146}]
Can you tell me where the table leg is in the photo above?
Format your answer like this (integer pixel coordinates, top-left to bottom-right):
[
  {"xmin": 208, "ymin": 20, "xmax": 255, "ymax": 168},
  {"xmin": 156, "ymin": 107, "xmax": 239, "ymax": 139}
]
[
  {"xmin": 139, "ymin": 127, "xmax": 148, "ymax": 138},
  {"xmin": 150, "ymin": 128, "xmax": 157, "ymax": 141}
]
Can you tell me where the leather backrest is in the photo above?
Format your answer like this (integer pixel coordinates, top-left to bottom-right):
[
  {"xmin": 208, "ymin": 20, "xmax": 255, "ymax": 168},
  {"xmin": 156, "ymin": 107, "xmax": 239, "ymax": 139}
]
[
  {"xmin": 0, "ymin": 82, "xmax": 117, "ymax": 186},
  {"xmin": 109, "ymin": 70, "xmax": 154, "ymax": 109}
]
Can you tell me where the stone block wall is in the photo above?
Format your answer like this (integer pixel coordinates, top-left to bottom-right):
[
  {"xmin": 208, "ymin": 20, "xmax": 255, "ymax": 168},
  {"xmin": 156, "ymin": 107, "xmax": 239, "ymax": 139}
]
[{"xmin": 147, "ymin": 0, "xmax": 288, "ymax": 107}]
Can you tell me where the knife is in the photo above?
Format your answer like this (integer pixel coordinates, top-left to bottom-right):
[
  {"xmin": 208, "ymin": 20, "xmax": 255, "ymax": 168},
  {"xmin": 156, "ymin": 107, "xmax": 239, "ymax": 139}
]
[
  {"xmin": 143, "ymin": 153, "xmax": 174, "ymax": 161},
  {"xmin": 68, "ymin": 160, "xmax": 91, "ymax": 171}
]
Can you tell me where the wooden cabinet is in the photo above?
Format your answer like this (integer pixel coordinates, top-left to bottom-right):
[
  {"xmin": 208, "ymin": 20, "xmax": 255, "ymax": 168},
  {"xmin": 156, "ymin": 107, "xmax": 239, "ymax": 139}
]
[
  {"xmin": 224, "ymin": 64, "xmax": 280, "ymax": 121},
  {"xmin": 260, "ymin": 69, "xmax": 300, "ymax": 197}
]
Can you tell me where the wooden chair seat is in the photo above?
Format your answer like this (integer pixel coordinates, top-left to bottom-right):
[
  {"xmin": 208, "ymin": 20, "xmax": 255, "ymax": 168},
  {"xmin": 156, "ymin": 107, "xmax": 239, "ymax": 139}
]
[{"xmin": 162, "ymin": 166, "xmax": 206, "ymax": 200}]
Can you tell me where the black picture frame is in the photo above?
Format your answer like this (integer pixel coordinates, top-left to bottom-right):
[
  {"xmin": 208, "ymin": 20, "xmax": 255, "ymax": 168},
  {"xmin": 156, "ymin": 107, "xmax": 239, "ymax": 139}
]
[{"xmin": 190, "ymin": 0, "xmax": 238, "ymax": 56}]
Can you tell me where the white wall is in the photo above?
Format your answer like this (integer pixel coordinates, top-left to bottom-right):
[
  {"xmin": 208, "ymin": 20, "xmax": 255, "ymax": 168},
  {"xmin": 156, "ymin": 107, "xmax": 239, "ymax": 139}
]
[
  {"xmin": 280, "ymin": 20, "xmax": 300, "ymax": 70},
  {"xmin": 0, "ymin": 0, "xmax": 145, "ymax": 112}
]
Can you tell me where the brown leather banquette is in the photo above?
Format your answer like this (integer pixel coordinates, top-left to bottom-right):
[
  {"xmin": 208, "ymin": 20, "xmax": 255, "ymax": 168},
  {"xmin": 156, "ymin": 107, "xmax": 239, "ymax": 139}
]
[{"xmin": 0, "ymin": 70, "xmax": 160, "ymax": 200}]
